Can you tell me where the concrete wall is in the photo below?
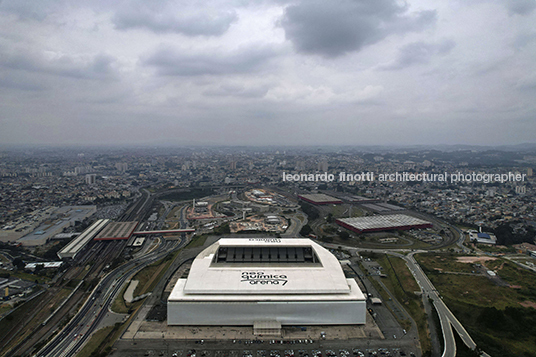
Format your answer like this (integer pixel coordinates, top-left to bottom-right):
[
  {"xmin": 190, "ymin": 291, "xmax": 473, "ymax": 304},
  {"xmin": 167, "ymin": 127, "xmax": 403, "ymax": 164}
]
[{"xmin": 167, "ymin": 300, "xmax": 366, "ymax": 326}]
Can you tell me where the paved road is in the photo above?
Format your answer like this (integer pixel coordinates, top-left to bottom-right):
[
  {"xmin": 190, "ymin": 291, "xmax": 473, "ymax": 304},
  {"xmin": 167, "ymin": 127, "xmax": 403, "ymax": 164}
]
[
  {"xmin": 322, "ymin": 243, "xmax": 487, "ymax": 357},
  {"xmin": 404, "ymin": 252, "xmax": 490, "ymax": 357},
  {"xmin": 36, "ymin": 238, "xmax": 185, "ymax": 357}
]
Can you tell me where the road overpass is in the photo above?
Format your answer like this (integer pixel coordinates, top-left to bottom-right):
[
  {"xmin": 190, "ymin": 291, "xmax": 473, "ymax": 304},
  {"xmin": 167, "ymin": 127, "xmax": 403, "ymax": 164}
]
[{"xmin": 321, "ymin": 242, "xmax": 487, "ymax": 357}]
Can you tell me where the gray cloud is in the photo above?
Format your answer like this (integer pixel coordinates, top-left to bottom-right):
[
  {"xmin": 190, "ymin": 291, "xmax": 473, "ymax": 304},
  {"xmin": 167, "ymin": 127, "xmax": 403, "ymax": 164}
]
[
  {"xmin": 144, "ymin": 45, "xmax": 280, "ymax": 76},
  {"xmin": 513, "ymin": 31, "xmax": 536, "ymax": 49},
  {"xmin": 0, "ymin": 0, "xmax": 61, "ymax": 21},
  {"xmin": 381, "ymin": 39, "xmax": 455, "ymax": 70},
  {"xmin": 504, "ymin": 0, "xmax": 536, "ymax": 15},
  {"xmin": 203, "ymin": 83, "xmax": 271, "ymax": 98},
  {"xmin": 516, "ymin": 73, "xmax": 536, "ymax": 90},
  {"xmin": 0, "ymin": 72, "xmax": 46, "ymax": 91},
  {"xmin": 0, "ymin": 49, "xmax": 117, "ymax": 80},
  {"xmin": 280, "ymin": 0, "xmax": 436, "ymax": 58},
  {"xmin": 1, "ymin": 0, "xmax": 536, "ymax": 147},
  {"xmin": 112, "ymin": 1, "xmax": 237, "ymax": 36}
]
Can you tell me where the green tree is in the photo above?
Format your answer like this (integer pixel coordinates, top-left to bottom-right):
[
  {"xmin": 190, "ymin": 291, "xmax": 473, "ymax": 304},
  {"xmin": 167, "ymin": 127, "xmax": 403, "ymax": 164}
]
[{"xmin": 339, "ymin": 231, "xmax": 350, "ymax": 240}]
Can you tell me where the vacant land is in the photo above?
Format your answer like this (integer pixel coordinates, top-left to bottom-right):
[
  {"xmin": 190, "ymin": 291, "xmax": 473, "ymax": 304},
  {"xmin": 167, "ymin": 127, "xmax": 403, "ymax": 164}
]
[
  {"xmin": 78, "ymin": 326, "xmax": 114, "ymax": 357},
  {"xmin": 456, "ymin": 256, "xmax": 497, "ymax": 264},
  {"xmin": 185, "ymin": 234, "xmax": 207, "ymax": 249},
  {"xmin": 416, "ymin": 253, "xmax": 536, "ymax": 356},
  {"xmin": 112, "ymin": 248, "xmax": 180, "ymax": 314},
  {"xmin": 0, "ymin": 268, "xmax": 50, "ymax": 284},
  {"xmin": 376, "ymin": 255, "xmax": 432, "ymax": 356}
]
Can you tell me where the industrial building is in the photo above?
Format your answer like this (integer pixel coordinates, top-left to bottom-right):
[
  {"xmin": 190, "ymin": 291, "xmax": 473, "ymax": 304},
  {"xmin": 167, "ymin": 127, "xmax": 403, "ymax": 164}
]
[
  {"xmin": 15, "ymin": 206, "xmax": 96, "ymax": 246},
  {"xmin": 343, "ymin": 195, "xmax": 380, "ymax": 204},
  {"xmin": 298, "ymin": 193, "xmax": 343, "ymax": 205},
  {"xmin": 468, "ymin": 230, "xmax": 497, "ymax": 245},
  {"xmin": 168, "ymin": 238, "xmax": 366, "ymax": 328},
  {"xmin": 336, "ymin": 214, "xmax": 432, "ymax": 234},
  {"xmin": 25, "ymin": 262, "xmax": 63, "ymax": 270},
  {"xmin": 57, "ymin": 219, "xmax": 109, "ymax": 259}
]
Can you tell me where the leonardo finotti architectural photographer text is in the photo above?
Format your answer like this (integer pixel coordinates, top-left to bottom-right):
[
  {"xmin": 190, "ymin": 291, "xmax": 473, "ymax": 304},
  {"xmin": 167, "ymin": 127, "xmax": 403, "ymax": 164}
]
[{"xmin": 282, "ymin": 171, "xmax": 527, "ymax": 184}]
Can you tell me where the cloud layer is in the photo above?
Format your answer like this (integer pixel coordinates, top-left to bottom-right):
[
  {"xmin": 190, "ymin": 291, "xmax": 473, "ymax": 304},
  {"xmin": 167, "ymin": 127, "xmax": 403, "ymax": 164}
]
[
  {"xmin": 0, "ymin": 0, "xmax": 535, "ymax": 146},
  {"xmin": 281, "ymin": 0, "xmax": 436, "ymax": 57}
]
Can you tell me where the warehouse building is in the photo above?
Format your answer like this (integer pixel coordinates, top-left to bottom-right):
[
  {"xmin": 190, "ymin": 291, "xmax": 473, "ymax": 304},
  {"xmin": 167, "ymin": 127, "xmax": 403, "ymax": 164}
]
[
  {"xmin": 168, "ymin": 238, "xmax": 366, "ymax": 328},
  {"xmin": 336, "ymin": 214, "xmax": 432, "ymax": 234},
  {"xmin": 468, "ymin": 230, "xmax": 497, "ymax": 245}
]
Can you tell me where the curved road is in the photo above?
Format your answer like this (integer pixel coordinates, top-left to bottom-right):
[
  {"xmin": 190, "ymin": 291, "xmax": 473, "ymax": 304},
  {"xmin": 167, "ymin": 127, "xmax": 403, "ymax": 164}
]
[
  {"xmin": 322, "ymin": 242, "xmax": 487, "ymax": 357},
  {"xmin": 36, "ymin": 238, "xmax": 186, "ymax": 357}
]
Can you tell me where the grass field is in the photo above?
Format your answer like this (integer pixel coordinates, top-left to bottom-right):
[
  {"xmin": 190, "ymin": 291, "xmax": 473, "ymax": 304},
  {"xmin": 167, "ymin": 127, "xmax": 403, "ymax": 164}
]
[
  {"xmin": 376, "ymin": 255, "xmax": 432, "ymax": 355},
  {"xmin": 77, "ymin": 326, "xmax": 114, "ymax": 357},
  {"xmin": 111, "ymin": 283, "xmax": 131, "ymax": 314},
  {"xmin": 416, "ymin": 253, "xmax": 474, "ymax": 274},
  {"xmin": 186, "ymin": 234, "xmax": 207, "ymax": 249},
  {"xmin": 416, "ymin": 253, "xmax": 536, "ymax": 356},
  {"xmin": 475, "ymin": 244, "xmax": 516, "ymax": 254},
  {"xmin": 77, "ymin": 316, "xmax": 135, "ymax": 357},
  {"xmin": 0, "ymin": 268, "xmax": 50, "ymax": 284},
  {"xmin": 111, "ymin": 248, "xmax": 181, "ymax": 314},
  {"xmin": 80, "ymin": 306, "xmax": 144, "ymax": 357},
  {"xmin": 324, "ymin": 233, "xmax": 433, "ymax": 250},
  {"xmin": 0, "ymin": 303, "xmax": 12, "ymax": 315},
  {"xmin": 133, "ymin": 253, "xmax": 175, "ymax": 297},
  {"xmin": 166, "ymin": 205, "xmax": 182, "ymax": 220}
]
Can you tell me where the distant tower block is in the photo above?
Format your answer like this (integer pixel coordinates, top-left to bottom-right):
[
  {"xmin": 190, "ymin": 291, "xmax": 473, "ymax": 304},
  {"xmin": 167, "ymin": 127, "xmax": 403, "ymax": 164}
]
[
  {"xmin": 85, "ymin": 174, "xmax": 96, "ymax": 185},
  {"xmin": 528, "ymin": 168, "xmax": 533, "ymax": 177},
  {"xmin": 115, "ymin": 162, "xmax": 128, "ymax": 172},
  {"xmin": 317, "ymin": 160, "xmax": 328, "ymax": 171}
]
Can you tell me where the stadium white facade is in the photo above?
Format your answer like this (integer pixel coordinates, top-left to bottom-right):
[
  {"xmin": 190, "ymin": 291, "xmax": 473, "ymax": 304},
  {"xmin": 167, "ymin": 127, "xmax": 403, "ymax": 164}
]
[{"xmin": 168, "ymin": 238, "xmax": 366, "ymax": 326}]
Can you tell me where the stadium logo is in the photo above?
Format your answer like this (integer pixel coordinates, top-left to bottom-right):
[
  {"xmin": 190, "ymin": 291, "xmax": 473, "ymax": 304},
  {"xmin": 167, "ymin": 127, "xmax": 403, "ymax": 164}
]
[
  {"xmin": 247, "ymin": 238, "xmax": 281, "ymax": 243},
  {"xmin": 241, "ymin": 271, "xmax": 288, "ymax": 286}
]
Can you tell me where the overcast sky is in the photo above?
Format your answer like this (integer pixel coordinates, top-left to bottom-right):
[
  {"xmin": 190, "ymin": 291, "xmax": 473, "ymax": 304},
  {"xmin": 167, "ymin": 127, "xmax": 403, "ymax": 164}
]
[{"xmin": 1, "ymin": 0, "xmax": 535, "ymax": 146}]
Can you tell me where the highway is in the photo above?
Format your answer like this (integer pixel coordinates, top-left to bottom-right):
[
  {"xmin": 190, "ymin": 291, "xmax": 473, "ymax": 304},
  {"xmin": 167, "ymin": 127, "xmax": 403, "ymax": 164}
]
[
  {"xmin": 36, "ymin": 238, "xmax": 185, "ymax": 357},
  {"xmin": 322, "ymin": 242, "xmax": 486, "ymax": 357},
  {"xmin": 404, "ymin": 252, "xmax": 490, "ymax": 357},
  {"xmin": 404, "ymin": 251, "xmax": 463, "ymax": 357}
]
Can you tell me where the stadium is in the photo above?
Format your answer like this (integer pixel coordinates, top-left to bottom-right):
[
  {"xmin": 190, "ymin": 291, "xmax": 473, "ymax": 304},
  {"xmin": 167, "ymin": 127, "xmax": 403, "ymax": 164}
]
[{"xmin": 168, "ymin": 238, "xmax": 366, "ymax": 329}]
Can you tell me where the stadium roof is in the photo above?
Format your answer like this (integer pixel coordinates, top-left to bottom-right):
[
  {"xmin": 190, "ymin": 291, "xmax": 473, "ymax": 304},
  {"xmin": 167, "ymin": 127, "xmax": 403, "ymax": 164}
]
[{"xmin": 175, "ymin": 238, "xmax": 356, "ymax": 296}]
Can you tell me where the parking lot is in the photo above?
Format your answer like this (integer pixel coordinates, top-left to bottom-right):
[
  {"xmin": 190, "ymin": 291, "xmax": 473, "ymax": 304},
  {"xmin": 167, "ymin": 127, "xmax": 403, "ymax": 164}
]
[{"xmin": 113, "ymin": 339, "xmax": 420, "ymax": 357}]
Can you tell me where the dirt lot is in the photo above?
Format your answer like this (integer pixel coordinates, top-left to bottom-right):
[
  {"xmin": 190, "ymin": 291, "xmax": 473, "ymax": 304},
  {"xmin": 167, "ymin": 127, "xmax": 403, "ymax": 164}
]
[
  {"xmin": 456, "ymin": 256, "xmax": 497, "ymax": 263},
  {"xmin": 520, "ymin": 300, "xmax": 536, "ymax": 309}
]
